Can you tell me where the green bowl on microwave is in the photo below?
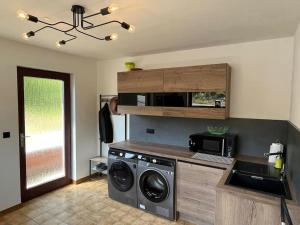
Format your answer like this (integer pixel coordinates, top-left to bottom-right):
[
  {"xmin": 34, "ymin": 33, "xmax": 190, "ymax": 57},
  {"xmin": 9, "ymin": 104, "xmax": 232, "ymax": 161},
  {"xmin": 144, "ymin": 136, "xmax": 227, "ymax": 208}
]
[{"xmin": 207, "ymin": 126, "xmax": 229, "ymax": 135}]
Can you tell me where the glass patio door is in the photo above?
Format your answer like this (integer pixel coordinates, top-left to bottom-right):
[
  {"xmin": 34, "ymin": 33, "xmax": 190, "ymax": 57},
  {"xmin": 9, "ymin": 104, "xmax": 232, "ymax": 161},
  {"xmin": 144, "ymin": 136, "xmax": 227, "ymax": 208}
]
[{"xmin": 17, "ymin": 67, "xmax": 71, "ymax": 202}]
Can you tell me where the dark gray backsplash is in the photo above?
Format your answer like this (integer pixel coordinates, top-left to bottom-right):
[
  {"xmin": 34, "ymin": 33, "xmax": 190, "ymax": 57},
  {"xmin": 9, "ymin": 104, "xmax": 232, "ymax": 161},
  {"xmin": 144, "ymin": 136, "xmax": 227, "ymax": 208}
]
[
  {"xmin": 130, "ymin": 115, "xmax": 300, "ymax": 203},
  {"xmin": 287, "ymin": 123, "xmax": 300, "ymax": 203},
  {"xmin": 129, "ymin": 115, "xmax": 288, "ymax": 157}
]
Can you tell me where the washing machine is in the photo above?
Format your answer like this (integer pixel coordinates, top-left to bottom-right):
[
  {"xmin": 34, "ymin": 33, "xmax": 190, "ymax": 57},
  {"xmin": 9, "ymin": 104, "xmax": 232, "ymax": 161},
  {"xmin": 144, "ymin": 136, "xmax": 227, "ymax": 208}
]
[
  {"xmin": 108, "ymin": 148, "xmax": 138, "ymax": 207},
  {"xmin": 137, "ymin": 154, "xmax": 176, "ymax": 220}
]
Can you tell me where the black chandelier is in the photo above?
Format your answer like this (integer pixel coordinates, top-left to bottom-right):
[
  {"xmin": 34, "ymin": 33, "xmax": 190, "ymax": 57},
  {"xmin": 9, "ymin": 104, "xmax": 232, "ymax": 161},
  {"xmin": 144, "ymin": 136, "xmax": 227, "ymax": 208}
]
[{"xmin": 18, "ymin": 4, "xmax": 135, "ymax": 47}]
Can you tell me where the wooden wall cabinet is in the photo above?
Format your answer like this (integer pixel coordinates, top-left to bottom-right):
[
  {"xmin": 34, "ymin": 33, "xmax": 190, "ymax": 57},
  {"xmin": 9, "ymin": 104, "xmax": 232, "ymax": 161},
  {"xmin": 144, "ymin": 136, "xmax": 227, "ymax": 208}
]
[
  {"xmin": 177, "ymin": 161, "xmax": 225, "ymax": 225},
  {"xmin": 164, "ymin": 64, "xmax": 229, "ymax": 92},
  {"xmin": 117, "ymin": 63, "xmax": 231, "ymax": 119},
  {"xmin": 118, "ymin": 70, "xmax": 164, "ymax": 93}
]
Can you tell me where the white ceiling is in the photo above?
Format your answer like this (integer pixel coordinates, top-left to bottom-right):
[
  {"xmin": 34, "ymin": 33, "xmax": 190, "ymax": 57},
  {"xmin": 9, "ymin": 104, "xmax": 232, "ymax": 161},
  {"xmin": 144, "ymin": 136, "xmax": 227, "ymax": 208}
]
[{"xmin": 1, "ymin": 0, "xmax": 300, "ymax": 60}]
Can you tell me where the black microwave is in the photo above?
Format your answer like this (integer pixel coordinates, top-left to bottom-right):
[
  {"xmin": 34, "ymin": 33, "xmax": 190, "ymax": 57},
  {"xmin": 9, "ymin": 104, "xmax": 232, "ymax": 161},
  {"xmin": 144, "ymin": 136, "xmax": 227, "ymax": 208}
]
[{"xmin": 189, "ymin": 132, "xmax": 237, "ymax": 158}]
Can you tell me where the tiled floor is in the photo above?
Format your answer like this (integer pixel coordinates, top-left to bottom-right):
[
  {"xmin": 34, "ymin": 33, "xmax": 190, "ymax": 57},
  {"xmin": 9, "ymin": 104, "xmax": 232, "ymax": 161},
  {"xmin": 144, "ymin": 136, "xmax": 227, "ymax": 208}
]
[{"xmin": 0, "ymin": 178, "xmax": 194, "ymax": 225}]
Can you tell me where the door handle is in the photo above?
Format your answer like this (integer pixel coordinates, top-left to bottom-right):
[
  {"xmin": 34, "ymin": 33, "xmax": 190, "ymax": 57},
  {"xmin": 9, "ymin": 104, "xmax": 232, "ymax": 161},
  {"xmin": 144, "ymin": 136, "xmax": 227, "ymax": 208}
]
[
  {"xmin": 20, "ymin": 133, "xmax": 30, "ymax": 148},
  {"xmin": 20, "ymin": 133, "xmax": 25, "ymax": 148}
]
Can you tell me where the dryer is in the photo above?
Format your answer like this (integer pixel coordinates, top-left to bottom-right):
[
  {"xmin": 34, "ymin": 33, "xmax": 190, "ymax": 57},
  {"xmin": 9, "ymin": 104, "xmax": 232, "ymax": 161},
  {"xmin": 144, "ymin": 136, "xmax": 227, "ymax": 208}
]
[
  {"xmin": 137, "ymin": 154, "xmax": 176, "ymax": 220},
  {"xmin": 108, "ymin": 148, "xmax": 138, "ymax": 207}
]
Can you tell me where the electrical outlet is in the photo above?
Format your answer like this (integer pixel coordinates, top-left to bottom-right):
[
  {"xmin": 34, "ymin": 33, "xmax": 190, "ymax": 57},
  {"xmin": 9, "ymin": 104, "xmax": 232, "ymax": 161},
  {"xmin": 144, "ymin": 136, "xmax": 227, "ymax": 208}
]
[
  {"xmin": 146, "ymin": 128, "xmax": 155, "ymax": 134},
  {"xmin": 3, "ymin": 132, "xmax": 10, "ymax": 139}
]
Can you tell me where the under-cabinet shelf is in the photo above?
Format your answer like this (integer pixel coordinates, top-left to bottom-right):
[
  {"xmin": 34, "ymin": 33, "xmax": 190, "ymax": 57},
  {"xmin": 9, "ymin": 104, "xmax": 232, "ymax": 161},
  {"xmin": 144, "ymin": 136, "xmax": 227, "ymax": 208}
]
[{"xmin": 118, "ymin": 105, "xmax": 228, "ymax": 119}]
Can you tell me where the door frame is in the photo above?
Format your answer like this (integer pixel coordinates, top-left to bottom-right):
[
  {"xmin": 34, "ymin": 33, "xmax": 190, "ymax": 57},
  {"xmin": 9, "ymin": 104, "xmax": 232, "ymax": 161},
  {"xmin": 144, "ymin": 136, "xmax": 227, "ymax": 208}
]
[{"xmin": 17, "ymin": 66, "xmax": 72, "ymax": 202}]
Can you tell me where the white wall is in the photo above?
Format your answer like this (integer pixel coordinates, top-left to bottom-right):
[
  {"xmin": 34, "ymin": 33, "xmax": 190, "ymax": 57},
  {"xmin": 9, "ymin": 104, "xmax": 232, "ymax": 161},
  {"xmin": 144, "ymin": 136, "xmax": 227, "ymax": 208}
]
[
  {"xmin": 97, "ymin": 37, "xmax": 294, "ymax": 120},
  {"xmin": 290, "ymin": 24, "xmax": 300, "ymax": 129},
  {"xmin": 0, "ymin": 38, "xmax": 98, "ymax": 211}
]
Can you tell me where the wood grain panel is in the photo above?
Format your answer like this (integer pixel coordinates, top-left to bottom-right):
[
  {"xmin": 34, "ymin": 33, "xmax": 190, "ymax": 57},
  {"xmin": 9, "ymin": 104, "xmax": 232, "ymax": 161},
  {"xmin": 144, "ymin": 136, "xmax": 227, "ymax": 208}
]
[
  {"xmin": 118, "ymin": 70, "xmax": 164, "ymax": 93},
  {"xmin": 164, "ymin": 64, "xmax": 229, "ymax": 92},
  {"xmin": 216, "ymin": 191, "xmax": 279, "ymax": 225},
  {"xmin": 118, "ymin": 105, "xmax": 164, "ymax": 116},
  {"xmin": 215, "ymin": 191, "xmax": 300, "ymax": 225},
  {"xmin": 225, "ymin": 66, "xmax": 231, "ymax": 118},
  {"xmin": 162, "ymin": 107, "xmax": 227, "ymax": 119},
  {"xmin": 289, "ymin": 204, "xmax": 300, "ymax": 224},
  {"xmin": 118, "ymin": 106, "xmax": 227, "ymax": 119},
  {"xmin": 177, "ymin": 161, "xmax": 224, "ymax": 225}
]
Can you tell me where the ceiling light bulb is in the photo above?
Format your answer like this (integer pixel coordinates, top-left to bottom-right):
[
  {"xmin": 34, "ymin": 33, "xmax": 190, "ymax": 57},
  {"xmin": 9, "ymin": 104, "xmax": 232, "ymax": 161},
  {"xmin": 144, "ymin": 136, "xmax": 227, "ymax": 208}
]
[
  {"xmin": 17, "ymin": 10, "xmax": 29, "ymax": 21},
  {"xmin": 22, "ymin": 31, "xmax": 34, "ymax": 40},
  {"xmin": 128, "ymin": 25, "xmax": 135, "ymax": 33},
  {"xmin": 56, "ymin": 41, "xmax": 61, "ymax": 48},
  {"xmin": 110, "ymin": 33, "xmax": 118, "ymax": 41},
  {"xmin": 56, "ymin": 40, "xmax": 66, "ymax": 48},
  {"xmin": 108, "ymin": 4, "xmax": 119, "ymax": 13},
  {"xmin": 22, "ymin": 33, "xmax": 29, "ymax": 40}
]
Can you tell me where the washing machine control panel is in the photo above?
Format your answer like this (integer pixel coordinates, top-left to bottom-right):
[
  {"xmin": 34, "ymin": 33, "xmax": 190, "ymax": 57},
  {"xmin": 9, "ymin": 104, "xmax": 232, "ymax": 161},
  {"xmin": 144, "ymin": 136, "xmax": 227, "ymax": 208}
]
[
  {"xmin": 108, "ymin": 148, "xmax": 137, "ymax": 159},
  {"xmin": 138, "ymin": 154, "xmax": 175, "ymax": 168},
  {"xmin": 138, "ymin": 155, "xmax": 151, "ymax": 162}
]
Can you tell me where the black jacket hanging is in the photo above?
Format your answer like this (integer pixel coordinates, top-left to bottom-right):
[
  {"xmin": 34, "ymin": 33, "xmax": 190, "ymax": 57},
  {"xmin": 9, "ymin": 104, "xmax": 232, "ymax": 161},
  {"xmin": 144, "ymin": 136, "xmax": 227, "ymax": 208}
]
[{"xmin": 99, "ymin": 103, "xmax": 113, "ymax": 143}]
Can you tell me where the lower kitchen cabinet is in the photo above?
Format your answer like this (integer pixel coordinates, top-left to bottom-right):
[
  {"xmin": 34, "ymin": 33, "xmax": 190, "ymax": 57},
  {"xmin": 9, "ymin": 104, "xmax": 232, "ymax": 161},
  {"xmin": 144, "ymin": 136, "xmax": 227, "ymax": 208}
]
[
  {"xmin": 215, "ymin": 190, "xmax": 300, "ymax": 225},
  {"xmin": 177, "ymin": 161, "xmax": 225, "ymax": 225}
]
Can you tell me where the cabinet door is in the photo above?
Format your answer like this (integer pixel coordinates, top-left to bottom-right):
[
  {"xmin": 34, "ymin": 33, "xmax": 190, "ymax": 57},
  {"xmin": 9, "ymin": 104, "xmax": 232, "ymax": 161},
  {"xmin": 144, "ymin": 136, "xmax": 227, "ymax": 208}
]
[
  {"xmin": 164, "ymin": 64, "xmax": 228, "ymax": 92},
  {"xmin": 177, "ymin": 161, "xmax": 224, "ymax": 225},
  {"xmin": 118, "ymin": 70, "xmax": 164, "ymax": 93},
  {"xmin": 215, "ymin": 191, "xmax": 300, "ymax": 225}
]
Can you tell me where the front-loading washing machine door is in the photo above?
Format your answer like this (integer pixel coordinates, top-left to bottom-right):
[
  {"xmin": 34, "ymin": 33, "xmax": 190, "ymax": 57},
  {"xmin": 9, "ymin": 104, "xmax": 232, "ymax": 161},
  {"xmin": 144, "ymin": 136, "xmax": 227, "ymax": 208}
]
[
  {"xmin": 139, "ymin": 170, "xmax": 169, "ymax": 203},
  {"xmin": 109, "ymin": 161, "xmax": 134, "ymax": 192}
]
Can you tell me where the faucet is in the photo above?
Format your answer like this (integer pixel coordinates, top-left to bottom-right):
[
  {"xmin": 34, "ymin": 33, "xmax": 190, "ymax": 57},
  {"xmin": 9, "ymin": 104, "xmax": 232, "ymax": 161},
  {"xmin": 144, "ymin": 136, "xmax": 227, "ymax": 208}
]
[{"xmin": 264, "ymin": 151, "xmax": 286, "ymax": 181}]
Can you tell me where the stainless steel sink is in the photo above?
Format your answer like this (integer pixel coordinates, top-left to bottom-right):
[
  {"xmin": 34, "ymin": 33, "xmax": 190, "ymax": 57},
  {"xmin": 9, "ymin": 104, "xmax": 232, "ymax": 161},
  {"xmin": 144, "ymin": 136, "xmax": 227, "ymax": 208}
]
[{"xmin": 225, "ymin": 161, "xmax": 292, "ymax": 200}]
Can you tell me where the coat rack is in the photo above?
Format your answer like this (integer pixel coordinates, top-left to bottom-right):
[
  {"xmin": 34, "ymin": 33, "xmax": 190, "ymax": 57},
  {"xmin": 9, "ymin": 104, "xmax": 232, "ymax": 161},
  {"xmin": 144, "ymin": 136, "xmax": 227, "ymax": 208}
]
[{"xmin": 99, "ymin": 94, "xmax": 127, "ymax": 157}]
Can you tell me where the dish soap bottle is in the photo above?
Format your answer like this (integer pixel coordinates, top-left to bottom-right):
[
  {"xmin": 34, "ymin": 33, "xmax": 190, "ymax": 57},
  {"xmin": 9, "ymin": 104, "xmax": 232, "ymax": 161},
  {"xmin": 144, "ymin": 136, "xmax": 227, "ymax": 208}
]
[{"xmin": 274, "ymin": 155, "xmax": 283, "ymax": 169}]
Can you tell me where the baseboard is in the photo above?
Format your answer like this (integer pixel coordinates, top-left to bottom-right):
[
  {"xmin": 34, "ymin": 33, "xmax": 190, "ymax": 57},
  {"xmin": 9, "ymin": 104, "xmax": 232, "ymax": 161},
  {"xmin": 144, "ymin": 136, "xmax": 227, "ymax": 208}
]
[
  {"xmin": 72, "ymin": 173, "xmax": 107, "ymax": 184},
  {"xmin": 0, "ymin": 203, "xmax": 24, "ymax": 216},
  {"xmin": 72, "ymin": 175, "xmax": 90, "ymax": 184}
]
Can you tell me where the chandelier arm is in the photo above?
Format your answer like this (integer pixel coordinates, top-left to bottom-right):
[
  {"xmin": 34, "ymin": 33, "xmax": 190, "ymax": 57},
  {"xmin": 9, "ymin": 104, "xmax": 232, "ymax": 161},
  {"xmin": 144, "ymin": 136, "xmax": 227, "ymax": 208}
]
[
  {"xmin": 34, "ymin": 26, "xmax": 68, "ymax": 34},
  {"xmin": 65, "ymin": 33, "xmax": 77, "ymax": 43},
  {"xmin": 81, "ymin": 19, "xmax": 94, "ymax": 29},
  {"xmin": 39, "ymin": 20, "xmax": 74, "ymax": 28},
  {"xmin": 81, "ymin": 20, "xmax": 122, "ymax": 30},
  {"xmin": 33, "ymin": 26, "xmax": 77, "ymax": 41},
  {"xmin": 74, "ymin": 27, "xmax": 105, "ymax": 40},
  {"xmin": 36, "ymin": 26, "xmax": 72, "ymax": 34},
  {"xmin": 64, "ymin": 26, "xmax": 75, "ymax": 33},
  {"xmin": 83, "ymin": 12, "xmax": 101, "ymax": 20}
]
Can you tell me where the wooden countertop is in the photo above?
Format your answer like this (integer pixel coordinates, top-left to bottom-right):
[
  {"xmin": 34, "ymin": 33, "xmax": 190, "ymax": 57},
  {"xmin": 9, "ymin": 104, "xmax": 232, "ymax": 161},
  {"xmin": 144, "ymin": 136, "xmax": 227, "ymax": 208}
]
[{"xmin": 110, "ymin": 140, "xmax": 231, "ymax": 169}]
